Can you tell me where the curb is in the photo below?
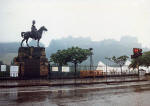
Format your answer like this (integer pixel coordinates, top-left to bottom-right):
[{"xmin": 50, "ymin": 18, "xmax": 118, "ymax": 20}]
[{"xmin": 0, "ymin": 79, "xmax": 147, "ymax": 88}]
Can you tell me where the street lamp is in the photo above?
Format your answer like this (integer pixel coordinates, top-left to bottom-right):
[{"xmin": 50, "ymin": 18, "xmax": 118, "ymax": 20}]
[
  {"xmin": 73, "ymin": 58, "xmax": 77, "ymax": 85},
  {"xmin": 104, "ymin": 57, "xmax": 108, "ymax": 83},
  {"xmin": 89, "ymin": 48, "xmax": 93, "ymax": 71},
  {"xmin": 48, "ymin": 59, "xmax": 52, "ymax": 79}
]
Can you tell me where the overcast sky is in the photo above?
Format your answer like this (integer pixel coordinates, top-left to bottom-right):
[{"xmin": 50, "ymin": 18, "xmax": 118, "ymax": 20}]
[{"xmin": 0, "ymin": 0, "xmax": 150, "ymax": 47}]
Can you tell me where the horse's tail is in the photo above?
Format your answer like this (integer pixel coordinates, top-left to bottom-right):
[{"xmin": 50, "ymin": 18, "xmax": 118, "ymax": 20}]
[{"xmin": 21, "ymin": 32, "xmax": 25, "ymax": 38}]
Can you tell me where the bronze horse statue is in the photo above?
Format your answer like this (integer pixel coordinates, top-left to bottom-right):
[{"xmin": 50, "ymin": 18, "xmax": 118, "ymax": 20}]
[{"xmin": 21, "ymin": 26, "xmax": 47, "ymax": 47}]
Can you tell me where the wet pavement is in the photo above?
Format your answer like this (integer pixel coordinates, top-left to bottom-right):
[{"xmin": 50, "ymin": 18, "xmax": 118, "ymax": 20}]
[
  {"xmin": 1, "ymin": 81, "xmax": 150, "ymax": 106},
  {"xmin": 0, "ymin": 76, "xmax": 147, "ymax": 87}
]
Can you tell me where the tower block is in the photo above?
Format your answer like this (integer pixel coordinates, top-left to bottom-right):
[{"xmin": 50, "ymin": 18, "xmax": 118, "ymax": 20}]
[{"xmin": 13, "ymin": 47, "xmax": 49, "ymax": 78}]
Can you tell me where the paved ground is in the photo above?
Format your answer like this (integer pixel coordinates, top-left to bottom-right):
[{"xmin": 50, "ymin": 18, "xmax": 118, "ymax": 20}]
[
  {"xmin": 0, "ymin": 76, "xmax": 150, "ymax": 106},
  {"xmin": 0, "ymin": 76, "xmax": 147, "ymax": 87},
  {"xmin": 1, "ymin": 80, "xmax": 150, "ymax": 106}
]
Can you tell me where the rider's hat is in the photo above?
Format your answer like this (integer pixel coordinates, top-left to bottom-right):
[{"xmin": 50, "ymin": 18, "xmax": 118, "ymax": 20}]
[{"xmin": 32, "ymin": 20, "xmax": 36, "ymax": 24}]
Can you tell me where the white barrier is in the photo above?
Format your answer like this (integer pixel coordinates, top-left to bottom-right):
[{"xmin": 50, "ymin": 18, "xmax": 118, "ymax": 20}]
[
  {"xmin": 62, "ymin": 66, "xmax": 69, "ymax": 72},
  {"xmin": 1, "ymin": 65, "xmax": 6, "ymax": 72},
  {"xmin": 10, "ymin": 66, "xmax": 19, "ymax": 77},
  {"xmin": 52, "ymin": 67, "xmax": 59, "ymax": 71}
]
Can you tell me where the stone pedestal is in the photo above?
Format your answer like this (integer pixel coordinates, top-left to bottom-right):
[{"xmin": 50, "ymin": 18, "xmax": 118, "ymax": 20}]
[{"xmin": 13, "ymin": 47, "xmax": 49, "ymax": 78}]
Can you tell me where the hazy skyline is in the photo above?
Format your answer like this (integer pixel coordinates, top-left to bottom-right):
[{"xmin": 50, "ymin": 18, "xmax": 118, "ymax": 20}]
[{"xmin": 0, "ymin": 0, "xmax": 150, "ymax": 47}]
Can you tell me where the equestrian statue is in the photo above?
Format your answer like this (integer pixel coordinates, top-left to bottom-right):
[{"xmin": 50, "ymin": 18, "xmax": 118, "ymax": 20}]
[{"xmin": 21, "ymin": 20, "xmax": 48, "ymax": 47}]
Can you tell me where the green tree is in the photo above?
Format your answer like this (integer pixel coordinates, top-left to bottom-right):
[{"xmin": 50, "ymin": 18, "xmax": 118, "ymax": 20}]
[
  {"xmin": 50, "ymin": 47, "xmax": 91, "ymax": 66},
  {"xmin": 50, "ymin": 49, "xmax": 68, "ymax": 66},
  {"xmin": 105, "ymin": 55, "xmax": 129, "ymax": 74},
  {"xmin": 129, "ymin": 51, "xmax": 150, "ymax": 69}
]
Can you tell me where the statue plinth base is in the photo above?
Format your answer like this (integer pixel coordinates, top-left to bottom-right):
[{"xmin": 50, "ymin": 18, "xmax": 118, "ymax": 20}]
[{"xmin": 13, "ymin": 47, "xmax": 49, "ymax": 78}]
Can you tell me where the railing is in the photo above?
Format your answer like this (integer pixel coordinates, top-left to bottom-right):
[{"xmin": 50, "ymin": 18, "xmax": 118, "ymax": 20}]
[
  {"xmin": 0, "ymin": 65, "xmax": 149, "ymax": 79},
  {"xmin": 0, "ymin": 65, "xmax": 149, "ymax": 87}
]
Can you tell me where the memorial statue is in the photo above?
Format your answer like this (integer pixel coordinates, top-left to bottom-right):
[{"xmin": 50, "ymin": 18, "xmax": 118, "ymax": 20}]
[
  {"xmin": 31, "ymin": 20, "xmax": 38, "ymax": 40},
  {"xmin": 21, "ymin": 20, "xmax": 48, "ymax": 47}
]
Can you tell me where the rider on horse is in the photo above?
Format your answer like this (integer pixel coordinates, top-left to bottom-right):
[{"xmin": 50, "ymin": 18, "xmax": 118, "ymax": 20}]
[
  {"xmin": 31, "ymin": 20, "xmax": 38, "ymax": 40},
  {"xmin": 21, "ymin": 21, "xmax": 47, "ymax": 47}
]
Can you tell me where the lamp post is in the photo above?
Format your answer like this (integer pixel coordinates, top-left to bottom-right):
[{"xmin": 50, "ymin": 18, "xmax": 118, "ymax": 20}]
[
  {"xmin": 73, "ymin": 58, "xmax": 77, "ymax": 85},
  {"xmin": 104, "ymin": 58, "xmax": 108, "ymax": 83},
  {"xmin": 48, "ymin": 59, "xmax": 52, "ymax": 79},
  {"xmin": 89, "ymin": 48, "xmax": 93, "ymax": 71},
  {"xmin": 106, "ymin": 62, "xmax": 108, "ymax": 83}
]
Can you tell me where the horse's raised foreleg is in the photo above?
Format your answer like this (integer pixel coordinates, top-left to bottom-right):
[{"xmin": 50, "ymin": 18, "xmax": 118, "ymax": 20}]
[
  {"xmin": 26, "ymin": 38, "xmax": 30, "ymax": 47},
  {"xmin": 21, "ymin": 39, "xmax": 25, "ymax": 47}
]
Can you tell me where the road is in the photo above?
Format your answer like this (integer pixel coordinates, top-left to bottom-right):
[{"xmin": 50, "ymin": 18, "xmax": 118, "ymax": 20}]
[{"xmin": 0, "ymin": 81, "xmax": 150, "ymax": 106}]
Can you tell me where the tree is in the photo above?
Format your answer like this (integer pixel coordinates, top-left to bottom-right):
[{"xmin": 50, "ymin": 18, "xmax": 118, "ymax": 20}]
[
  {"xmin": 129, "ymin": 51, "xmax": 150, "ymax": 69},
  {"xmin": 50, "ymin": 49, "xmax": 68, "ymax": 66},
  {"xmin": 50, "ymin": 47, "xmax": 91, "ymax": 66},
  {"xmin": 105, "ymin": 55, "xmax": 129, "ymax": 74}
]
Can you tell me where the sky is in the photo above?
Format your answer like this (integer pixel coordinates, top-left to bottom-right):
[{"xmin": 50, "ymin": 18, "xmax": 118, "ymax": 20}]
[{"xmin": 0, "ymin": 0, "xmax": 150, "ymax": 47}]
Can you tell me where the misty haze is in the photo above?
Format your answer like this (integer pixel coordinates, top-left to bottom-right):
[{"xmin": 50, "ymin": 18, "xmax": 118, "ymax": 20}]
[{"xmin": 1, "ymin": 0, "xmax": 150, "ymax": 106}]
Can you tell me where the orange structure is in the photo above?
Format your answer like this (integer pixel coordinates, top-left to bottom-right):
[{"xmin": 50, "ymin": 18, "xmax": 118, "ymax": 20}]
[{"xmin": 80, "ymin": 70, "xmax": 103, "ymax": 78}]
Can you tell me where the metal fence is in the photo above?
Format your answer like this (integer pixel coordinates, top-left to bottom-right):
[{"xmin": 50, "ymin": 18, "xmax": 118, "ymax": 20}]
[
  {"xmin": 49, "ymin": 65, "xmax": 142, "ymax": 79},
  {"xmin": 0, "ymin": 65, "xmax": 149, "ymax": 79},
  {"xmin": 0, "ymin": 65, "xmax": 10, "ymax": 78},
  {"xmin": 0, "ymin": 65, "xmax": 149, "ymax": 87}
]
